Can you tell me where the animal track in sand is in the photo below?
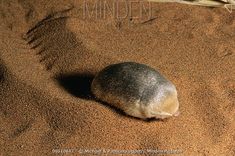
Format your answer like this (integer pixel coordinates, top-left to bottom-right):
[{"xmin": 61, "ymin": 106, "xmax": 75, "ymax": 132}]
[
  {"xmin": 10, "ymin": 121, "xmax": 33, "ymax": 138},
  {"xmin": 23, "ymin": 7, "xmax": 118, "ymax": 78},
  {"xmin": 23, "ymin": 8, "xmax": 87, "ymax": 73}
]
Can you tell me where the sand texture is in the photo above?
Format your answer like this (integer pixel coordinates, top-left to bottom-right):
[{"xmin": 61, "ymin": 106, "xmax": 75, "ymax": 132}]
[{"xmin": 0, "ymin": 0, "xmax": 235, "ymax": 155}]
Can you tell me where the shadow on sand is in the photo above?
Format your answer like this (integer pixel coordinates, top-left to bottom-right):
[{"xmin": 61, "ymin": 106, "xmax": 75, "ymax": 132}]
[
  {"xmin": 56, "ymin": 73, "xmax": 165, "ymax": 122},
  {"xmin": 56, "ymin": 73, "xmax": 95, "ymax": 100}
]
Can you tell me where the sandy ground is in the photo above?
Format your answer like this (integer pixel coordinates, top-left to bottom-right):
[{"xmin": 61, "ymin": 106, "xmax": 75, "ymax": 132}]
[{"xmin": 0, "ymin": 0, "xmax": 234, "ymax": 155}]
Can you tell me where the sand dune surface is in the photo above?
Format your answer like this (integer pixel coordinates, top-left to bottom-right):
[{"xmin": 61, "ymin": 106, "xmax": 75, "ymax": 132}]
[{"xmin": 0, "ymin": 0, "xmax": 234, "ymax": 155}]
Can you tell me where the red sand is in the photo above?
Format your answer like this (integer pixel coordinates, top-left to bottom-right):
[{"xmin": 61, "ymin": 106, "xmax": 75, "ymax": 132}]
[{"xmin": 0, "ymin": 0, "xmax": 234, "ymax": 155}]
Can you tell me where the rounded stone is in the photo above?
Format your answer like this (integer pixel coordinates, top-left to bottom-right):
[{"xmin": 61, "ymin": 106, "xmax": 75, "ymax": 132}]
[{"xmin": 91, "ymin": 62, "xmax": 179, "ymax": 119}]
